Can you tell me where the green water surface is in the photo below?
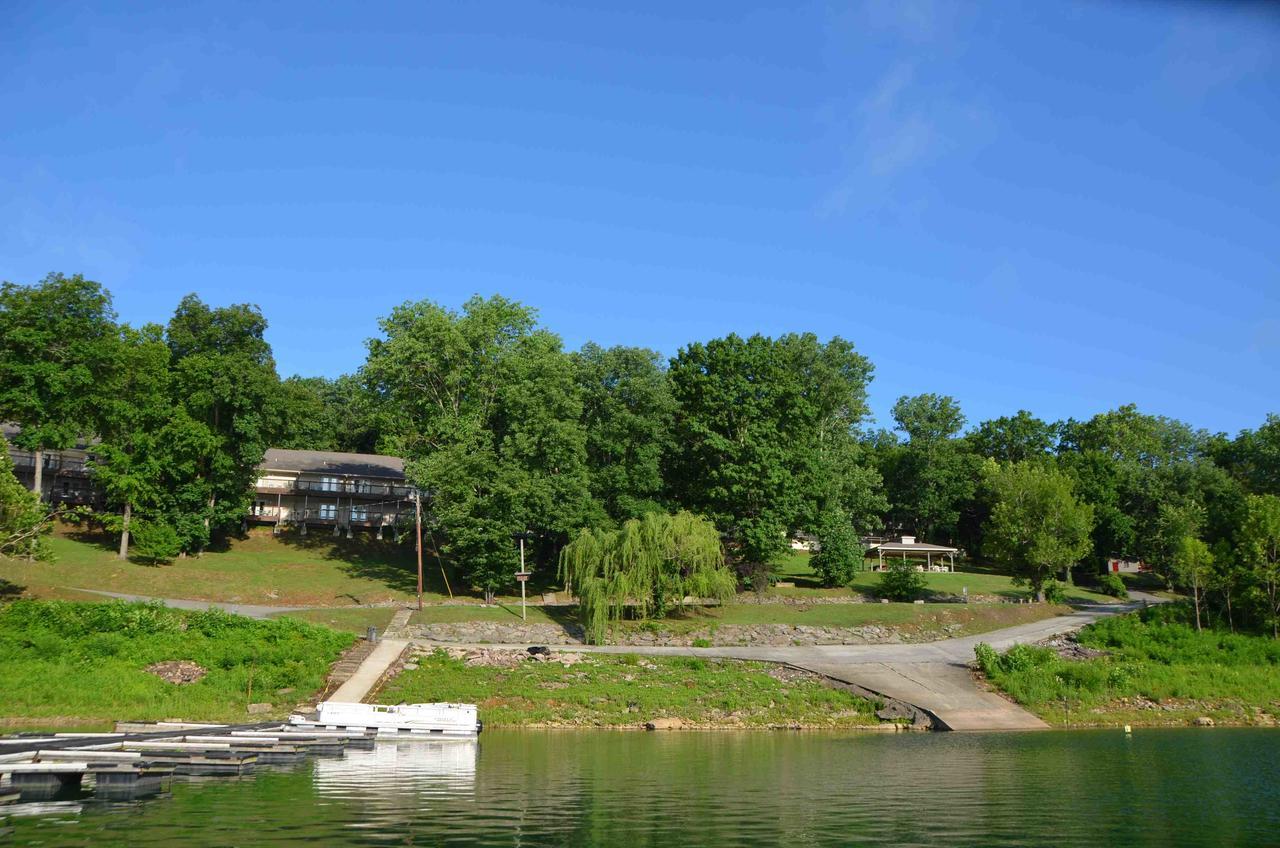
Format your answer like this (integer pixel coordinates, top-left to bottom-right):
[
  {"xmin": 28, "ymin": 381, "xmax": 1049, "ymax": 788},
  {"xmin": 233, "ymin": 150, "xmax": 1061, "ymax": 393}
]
[{"xmin": 4, "ymin": 729, "xmax": 1277, "ymax": 846}]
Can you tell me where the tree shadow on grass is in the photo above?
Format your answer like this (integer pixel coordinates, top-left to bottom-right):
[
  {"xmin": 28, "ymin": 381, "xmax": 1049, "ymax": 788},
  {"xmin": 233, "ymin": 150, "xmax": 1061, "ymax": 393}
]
[
  {"xmin": 0, "ymin": 579, "xmax": 26, "ymax": 600},
  {"xmin": 532, "ymin": 603, "xmax": 586, "ymax": 641},
  {"xmin": 272, "ymin": 529, "xmax": 427, "ymax": 595},
  {"xmin": 61, "ymin": 527, "xmax": 119, "ymax": 555}
]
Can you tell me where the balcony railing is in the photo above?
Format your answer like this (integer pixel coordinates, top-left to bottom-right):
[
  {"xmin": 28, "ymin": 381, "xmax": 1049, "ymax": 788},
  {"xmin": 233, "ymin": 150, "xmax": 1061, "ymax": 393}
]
[
  {"xmin": 249, "ymin": 504, "xmax": 414, "ymax": 527},
  {"xmin": 5, "ymin": 453, "xmax": 90, "ymax": 474},
  {"xmin": 254, "ymin": 478, "xmax": 415, "ymax": 499}
]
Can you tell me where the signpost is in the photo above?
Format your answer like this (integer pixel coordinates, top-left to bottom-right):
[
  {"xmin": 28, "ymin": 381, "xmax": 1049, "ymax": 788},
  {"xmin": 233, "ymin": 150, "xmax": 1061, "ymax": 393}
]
[{"xmin": 512, "ymin": 531, "xmax": 536, "ymax": 622}]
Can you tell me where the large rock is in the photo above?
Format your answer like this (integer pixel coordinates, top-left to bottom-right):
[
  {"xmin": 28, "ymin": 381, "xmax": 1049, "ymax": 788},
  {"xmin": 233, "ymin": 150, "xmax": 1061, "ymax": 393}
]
[
  {"xmin": 645, "ymin": 718, "xmax": 685, "ymax": 731},
  {"xmin": 247, "ymin": 702, "xmax": 273, "ymax": 715}
]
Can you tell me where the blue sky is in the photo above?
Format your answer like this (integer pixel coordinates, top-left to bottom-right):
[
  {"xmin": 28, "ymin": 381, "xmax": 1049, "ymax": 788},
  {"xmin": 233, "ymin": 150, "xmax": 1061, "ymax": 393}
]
[{"xmin": 3, "ymin": 1, "xmax": 1277, "ymax": 435}]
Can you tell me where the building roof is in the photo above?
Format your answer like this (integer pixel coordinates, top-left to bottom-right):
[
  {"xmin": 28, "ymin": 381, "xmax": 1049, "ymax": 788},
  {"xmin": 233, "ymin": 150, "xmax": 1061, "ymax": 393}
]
[{"xmin": 259, "ymin": 448, "xmax": 405, "ymax": 480}]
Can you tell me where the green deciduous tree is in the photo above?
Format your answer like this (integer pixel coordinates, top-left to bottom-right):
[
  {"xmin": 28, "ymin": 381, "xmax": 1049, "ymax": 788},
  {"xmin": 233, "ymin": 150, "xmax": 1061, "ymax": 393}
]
[
  {"xmin": 275, "ymin": 376, "xmax": 342, "ymax": 452},
  {"xmin": 0, "ymin": 436, "xmax": 55, "ymax": 560},
  {"xmin": 1238, "ymin": 494, "xmax": 1280, "ymax": 638},
  {"xmin": 163, "ymin": 295, "xmax": 283, "ymax": 552},
  {"xmin": 559, "ymin": 511, "xmax": 735, "ymax": 644},
  {"xmin": 878, "ymin": 394, "xmax": 979, "ymax": 542},
  {"xmin": 1171, "ymin": 535, "xmax": 1213, "ymax": 631},
  {"xmin": 91, "ymin": 324, "xmax": 173, "ymax": 559},
  {"xmin": 968, "ymin": 410, "xmax": 1058, "ymax": 463},
  {"xmin": 364, "ymin": 295, "xmax": 595, "ymax": 600},
  {"xmin": 811, "ymin": 509, "xmax": 864, "ymax": 587},
  {"xmin": 572, "ymin": 343, "xmax": 675, "ymax": 522},
  {"xmin": 984, "ymin": 462, "xmax": 1095, "ymax": 602},
  {"xmin": 667, "ymin": 332, "xmax": 881, "ymax": 567},
  {"xmin": 0, "ymin": 273, "xmax": 118, "ymax": 496},
  {"xmin": 1216, "ymin": 413, "xmax": 1280, "ymax": 496}
]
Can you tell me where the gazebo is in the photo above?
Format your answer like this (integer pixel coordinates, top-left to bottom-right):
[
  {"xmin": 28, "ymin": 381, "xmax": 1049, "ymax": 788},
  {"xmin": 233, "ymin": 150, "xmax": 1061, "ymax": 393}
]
[{"xmin": 865, "ymin": 536, "xmax": 958, "ymax": 572}]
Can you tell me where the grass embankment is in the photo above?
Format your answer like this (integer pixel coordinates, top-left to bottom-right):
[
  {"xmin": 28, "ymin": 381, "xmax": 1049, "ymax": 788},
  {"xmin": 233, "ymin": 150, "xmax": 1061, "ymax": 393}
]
[
  {"xmin": 773, "ymin": 551, "xmax": 1118, "ymax": 604},
  {"xmin": 380, "ymin": 649, "xmax": 883, "ymax": 729},
  {"xmin": 409, "ymin": 601, "xmax": 1067, "ymax": 641},
  {"xmin": 0, "ymin": 600, "xmax": 353, "ymax": 729},
  {"xmin": 0, "ymin": 528, "xmax": 434, "ymax": 607},
  {"xmin": 976, "ymin": 606, "xmax": 1280, "ymax": 728}
]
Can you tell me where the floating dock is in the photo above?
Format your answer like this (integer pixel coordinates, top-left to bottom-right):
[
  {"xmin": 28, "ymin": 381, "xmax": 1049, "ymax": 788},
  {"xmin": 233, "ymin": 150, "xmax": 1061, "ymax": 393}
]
[{"xmin": 0, "ymin": 721, "xmax": 382, "ymax": 802}]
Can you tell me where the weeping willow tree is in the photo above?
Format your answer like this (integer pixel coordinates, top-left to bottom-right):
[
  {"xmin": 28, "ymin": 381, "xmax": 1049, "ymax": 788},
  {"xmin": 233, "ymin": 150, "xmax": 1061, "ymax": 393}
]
[{"xmin": 559, "ymin": 511, "xmax": 736, "ymax": 644}]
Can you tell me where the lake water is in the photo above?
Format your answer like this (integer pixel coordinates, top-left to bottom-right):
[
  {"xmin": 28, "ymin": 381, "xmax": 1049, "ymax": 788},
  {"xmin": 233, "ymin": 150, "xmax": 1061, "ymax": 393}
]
[{"xmin": 5, "ymin": 729, "xmax": 1278, "ymax": 847}]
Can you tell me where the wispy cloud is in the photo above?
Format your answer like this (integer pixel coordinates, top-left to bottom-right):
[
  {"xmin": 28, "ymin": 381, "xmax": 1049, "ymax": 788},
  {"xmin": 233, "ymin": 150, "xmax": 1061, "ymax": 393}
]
[{"xmin": 817, "ymin": 2, "xmax": 983, "ymax": 217}]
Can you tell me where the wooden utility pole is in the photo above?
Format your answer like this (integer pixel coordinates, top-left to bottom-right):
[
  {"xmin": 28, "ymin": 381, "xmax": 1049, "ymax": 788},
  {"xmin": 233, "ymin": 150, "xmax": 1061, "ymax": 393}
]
[{"xmin": 415, "ymin": 491, "xmax": 424, "ymax": 611}]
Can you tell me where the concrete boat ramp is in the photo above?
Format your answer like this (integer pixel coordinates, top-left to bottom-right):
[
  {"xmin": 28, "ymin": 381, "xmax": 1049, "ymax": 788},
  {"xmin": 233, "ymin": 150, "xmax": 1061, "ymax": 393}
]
[{"xmin": 0, "ymin": 722, "xmax": 379, "ymax": 803}]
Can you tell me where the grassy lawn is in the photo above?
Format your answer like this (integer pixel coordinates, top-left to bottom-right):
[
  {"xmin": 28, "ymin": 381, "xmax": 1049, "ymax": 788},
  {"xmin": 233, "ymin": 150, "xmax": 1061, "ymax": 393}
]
[
  {"xmin": 270, "ymin": 606, "xmax": 399, "ymax": 634},
  {"xmin": 0, "ymin": 526, "xmax": 574, "ymax": 608},
  {"xmin": 0, "ymin": 527, "xmax": 441, "ymax": 607},
  {"xmin": 411, "ymin": 604, "xmax": 562, "ymax": 625},
  {"xmin": 409, "ymin": 600, "xmax": 1068, "ymax": 641},
  {"xmin": 773, "ymin": 551, "xmax": 1117, "ymax": 604},
  {"xmin": 380, "ymin": 649, "xmax": 884, "ymax": 728},
  {"xmin": 976, "ymin": 605, "xmax": 1280, "ymax": 728},
  {"xmin": 0, "ymin": 600, "xmax": 353, "ymax": 729}
]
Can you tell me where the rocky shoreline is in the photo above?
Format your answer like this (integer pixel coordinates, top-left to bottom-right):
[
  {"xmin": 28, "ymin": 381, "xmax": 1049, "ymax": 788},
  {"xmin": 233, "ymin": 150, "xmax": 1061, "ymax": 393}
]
[{"xmin": 403, "ymin": 620, "xmax": 968, "ymax": 646}]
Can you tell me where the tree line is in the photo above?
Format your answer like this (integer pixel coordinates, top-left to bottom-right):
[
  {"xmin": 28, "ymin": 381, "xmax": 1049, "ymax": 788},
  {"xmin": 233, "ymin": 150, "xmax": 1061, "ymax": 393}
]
[{"xmin": 1, "ymin": 273, "xmax": 1278, "ymax": 634}]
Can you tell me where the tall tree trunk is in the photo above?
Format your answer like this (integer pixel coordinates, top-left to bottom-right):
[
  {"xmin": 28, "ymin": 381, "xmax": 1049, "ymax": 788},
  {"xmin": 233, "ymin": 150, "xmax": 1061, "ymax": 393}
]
[
  {"xmin": 31, "ymin": 448, "xmax": 44, "ymax": 497},
  {"xmin": 118, "ymin": 502, "xmax": 132, "ymax": 560},
  {"xmin": 1225, "ymin": 591, "xmax": 1234, "ymax": 632},
  {"xmin": 1192, "ymin": 584, "xmax": 1201, "ymax": 631}
]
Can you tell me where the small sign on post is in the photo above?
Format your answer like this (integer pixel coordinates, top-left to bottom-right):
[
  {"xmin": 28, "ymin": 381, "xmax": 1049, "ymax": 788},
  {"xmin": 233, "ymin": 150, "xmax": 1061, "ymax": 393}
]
[
  {"xmin": 516, "ymin": 571, "xmax": 531, "ymax": 619},
  {"xmin": 512, "ymin": 531, "xmax": 536, "ymax": 621}
]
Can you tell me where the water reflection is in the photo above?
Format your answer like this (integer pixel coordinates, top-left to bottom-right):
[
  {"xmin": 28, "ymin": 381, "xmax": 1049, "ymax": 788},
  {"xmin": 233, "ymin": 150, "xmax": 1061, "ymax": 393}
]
[
  {"xmin": 3, "ymin": 730, "xmax": 1278, "ymax": 847},
  {"xmin": 313, "ymin": 739, "xmax": 477, "ymax": 797}
]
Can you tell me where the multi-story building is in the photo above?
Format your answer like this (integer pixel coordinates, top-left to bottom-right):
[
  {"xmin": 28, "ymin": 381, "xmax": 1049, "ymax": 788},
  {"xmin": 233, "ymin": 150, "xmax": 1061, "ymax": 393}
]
[
  {"xmin": 3, "ymin": 425, "xmax": 414, "ymax": 537},
  {"xmin": 1, "ymin": 424, "xmax": 101, "ymax": 507},
  {"xmin": 249, "ymin": 448, "xmax": 417, "ymax": 537}
]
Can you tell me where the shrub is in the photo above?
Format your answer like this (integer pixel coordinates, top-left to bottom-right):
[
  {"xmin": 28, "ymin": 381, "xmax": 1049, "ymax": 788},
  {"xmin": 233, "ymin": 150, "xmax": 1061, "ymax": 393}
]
[
  {"xmin": 974, "ymin": 642, "xmax": 999, "ymax": 675},
  {"xmin": 1097, "ymin": 573, "xmax": 1129, "ymax": 599},
  {"xmin": 130, "ymin": 520, "xmax": 183, "ymax": 564},
  {"xmin": 811, "ymin": 512, "xmax": 862, "ymax": 588},
  {"xmin": 999, "ymin": 643, "xmax": 1055, "ymax": 673},
  {"xmin": 877, "ymin": 560, "xmax": 925, "ymax": 601},
  {"xmin": 1042, "ymin": 579, "xmax": 1067, "ymax": 604}
]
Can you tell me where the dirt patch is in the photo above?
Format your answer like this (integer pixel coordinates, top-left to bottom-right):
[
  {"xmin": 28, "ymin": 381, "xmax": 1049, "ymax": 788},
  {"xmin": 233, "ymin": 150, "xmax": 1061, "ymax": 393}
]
[
  {"xmin": 145, "ymin": 660, "xmax": 208, "ymax": 684},
  {"xmin": 425, "ymin": 646, "xmax": 590, "ymax": 669},
  {"xmin": 1037, "ymin": 635, "xmax": 1109, "ymax": 661}
]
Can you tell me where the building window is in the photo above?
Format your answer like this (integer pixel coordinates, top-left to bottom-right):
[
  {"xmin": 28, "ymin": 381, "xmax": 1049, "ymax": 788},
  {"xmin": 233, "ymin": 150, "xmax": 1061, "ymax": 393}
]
[
  {"xmin": 320, "ymin": 477, "xmax": 339, "ymax": 493},
  {"xmin": 319, "ymin": 503, "xmax": 336, "ymax": 520},
  {"xmin": 350, "ymin": 505, "xmax": 367, "ymax": 522}
]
